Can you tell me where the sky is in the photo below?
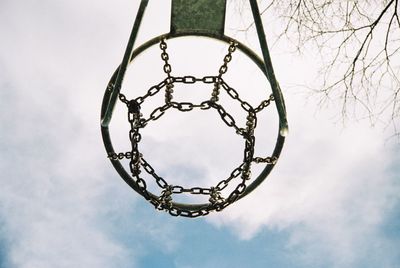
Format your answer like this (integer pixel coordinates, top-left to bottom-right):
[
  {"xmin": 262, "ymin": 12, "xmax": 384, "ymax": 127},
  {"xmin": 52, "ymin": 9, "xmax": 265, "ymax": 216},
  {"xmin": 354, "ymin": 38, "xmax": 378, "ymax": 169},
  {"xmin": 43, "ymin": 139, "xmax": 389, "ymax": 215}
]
[{"xmin": 0, "ymin": 0, "xmax": 399, "ymax": 268}]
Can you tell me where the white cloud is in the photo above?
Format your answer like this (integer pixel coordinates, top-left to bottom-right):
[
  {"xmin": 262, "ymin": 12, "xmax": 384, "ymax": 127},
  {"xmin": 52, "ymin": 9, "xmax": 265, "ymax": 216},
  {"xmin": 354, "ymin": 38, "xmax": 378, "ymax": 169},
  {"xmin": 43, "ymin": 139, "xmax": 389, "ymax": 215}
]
[
  {"xmin": 1, "ymin": 0, "xmax": 399, "ymax": 267},
  {"xmin": 207, "ymin": 91, "xmax": 400, "ymax": 266},
  {"xmin": 0, "ymin": 1, "xmax": 141, "ymax": 267}
]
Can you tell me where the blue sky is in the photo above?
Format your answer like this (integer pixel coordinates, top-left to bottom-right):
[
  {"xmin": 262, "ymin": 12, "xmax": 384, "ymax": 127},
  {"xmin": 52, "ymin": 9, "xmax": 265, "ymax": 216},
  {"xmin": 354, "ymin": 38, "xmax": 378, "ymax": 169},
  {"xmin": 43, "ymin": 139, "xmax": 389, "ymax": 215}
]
[{"xmin": 0, "ymin": 0, "xmax": 399, "ymax": 267}]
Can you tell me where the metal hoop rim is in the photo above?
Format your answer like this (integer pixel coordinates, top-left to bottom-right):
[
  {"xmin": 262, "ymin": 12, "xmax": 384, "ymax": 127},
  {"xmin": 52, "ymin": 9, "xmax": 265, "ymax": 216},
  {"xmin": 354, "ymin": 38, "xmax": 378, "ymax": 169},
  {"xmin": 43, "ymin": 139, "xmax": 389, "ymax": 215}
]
[{"xmin": 101, "ymin": 32, "xmax": 286, "ymax": 211}]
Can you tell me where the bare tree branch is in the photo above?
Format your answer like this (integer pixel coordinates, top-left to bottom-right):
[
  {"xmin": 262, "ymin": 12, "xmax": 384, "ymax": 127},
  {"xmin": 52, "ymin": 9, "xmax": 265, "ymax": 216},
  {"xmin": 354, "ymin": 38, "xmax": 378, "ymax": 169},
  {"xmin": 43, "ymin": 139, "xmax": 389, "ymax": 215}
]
[{"xmin": 260, "ymin": 0, "xmax": 400, "ymax": 137}]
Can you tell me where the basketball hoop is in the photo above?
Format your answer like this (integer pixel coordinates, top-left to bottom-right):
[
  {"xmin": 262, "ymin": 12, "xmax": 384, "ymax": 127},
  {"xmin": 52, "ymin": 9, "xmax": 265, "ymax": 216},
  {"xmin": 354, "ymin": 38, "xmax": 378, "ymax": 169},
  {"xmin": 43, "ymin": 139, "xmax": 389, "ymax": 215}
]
[{"xmin": 101, "ymin": 0, "xmax": 288, "ymax": 217}]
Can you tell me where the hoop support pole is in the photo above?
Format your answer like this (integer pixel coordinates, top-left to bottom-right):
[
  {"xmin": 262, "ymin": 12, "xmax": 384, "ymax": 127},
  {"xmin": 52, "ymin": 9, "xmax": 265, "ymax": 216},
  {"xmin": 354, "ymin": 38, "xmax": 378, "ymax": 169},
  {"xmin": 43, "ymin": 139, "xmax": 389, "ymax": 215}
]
[
  {"xmin": 249, "ymin": 0, "xmax": 288, "ymax": 136},
  {"xmin": 101, "ymin": 0, "xmax": 149, "ymax": 127}
]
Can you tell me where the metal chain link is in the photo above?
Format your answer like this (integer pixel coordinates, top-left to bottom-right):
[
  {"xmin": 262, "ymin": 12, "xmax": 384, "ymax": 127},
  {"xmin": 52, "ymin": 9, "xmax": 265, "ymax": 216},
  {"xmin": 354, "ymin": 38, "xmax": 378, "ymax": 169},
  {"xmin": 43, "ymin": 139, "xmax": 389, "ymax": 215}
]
[
  {"xmin": 253, "ymin": 156, "xmax": 278, "ymax": 164},
  {"xmin": 211, "ymin": 41, "xmax": 238, "ymax": 102},
  {"xmin": 107, "ymin": 151, "xmax": 132, "ymax": 160},
  {"xmin": 135, "ymin": 79, "xmax": 168, "ymax": 104},
  {"xmin": 254, "ymin": 94, "xmax": 275, "ymax": 113},
  {"xmin": 209, "ymin": 187, "xmax": 225, "ymax": 206},
  {"xmin": 108, "ymin": 39, "xmax": 278, "ymax": 218},
  {"xmin": 118, "ymin": 92, "xmax": 129, "ymax": 105},
  {"xmin": 157, "ymin": 185, "xmax": 173, "ymax": 210},
  {"xmin": 141, "ymin": 157, "xmax": 168, "ymax": 189},
  {"xmin": 160, "ymin": 38, "xmax": 174, "ymax": 103}
]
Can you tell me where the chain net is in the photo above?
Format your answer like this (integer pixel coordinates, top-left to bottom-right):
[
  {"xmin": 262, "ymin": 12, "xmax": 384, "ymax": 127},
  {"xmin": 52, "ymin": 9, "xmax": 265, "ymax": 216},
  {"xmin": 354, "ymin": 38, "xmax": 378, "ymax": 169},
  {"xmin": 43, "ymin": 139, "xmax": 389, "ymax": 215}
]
[{"xmin": 108, "ymin": 38, "xmax": 278, "ymax": 217}]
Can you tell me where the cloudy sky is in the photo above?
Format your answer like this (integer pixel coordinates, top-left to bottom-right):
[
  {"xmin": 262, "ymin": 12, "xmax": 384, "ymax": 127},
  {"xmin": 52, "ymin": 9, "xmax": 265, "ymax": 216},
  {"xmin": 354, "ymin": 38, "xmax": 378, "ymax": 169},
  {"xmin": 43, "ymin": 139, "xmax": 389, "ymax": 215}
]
[{"xmin": 0, "ymin": 0, "xmax": 399, "ymax": 267}]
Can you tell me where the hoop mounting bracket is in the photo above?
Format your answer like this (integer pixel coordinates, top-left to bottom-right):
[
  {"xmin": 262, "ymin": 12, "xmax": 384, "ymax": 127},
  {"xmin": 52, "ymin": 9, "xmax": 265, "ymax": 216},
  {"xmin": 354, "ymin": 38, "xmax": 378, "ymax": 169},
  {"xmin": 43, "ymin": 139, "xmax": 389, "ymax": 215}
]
[{"xmin": 171, "ymin": 0, "xmax": 226, "ymax": 36}]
